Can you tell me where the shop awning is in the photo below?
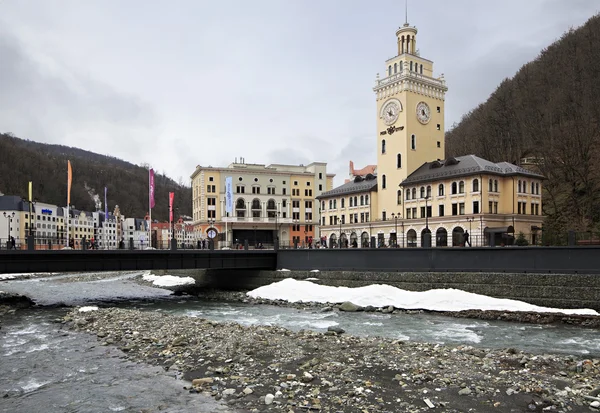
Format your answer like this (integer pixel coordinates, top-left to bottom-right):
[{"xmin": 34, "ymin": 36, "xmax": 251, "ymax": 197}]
[{"xmin": 484, "ymin": 226, "xmax": 514, "ymax": 234}]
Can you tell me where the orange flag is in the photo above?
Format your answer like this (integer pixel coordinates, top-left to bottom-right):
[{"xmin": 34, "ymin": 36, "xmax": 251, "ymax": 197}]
[{"xmin": 67, "ymin": 160, "xmax": 72, "ymax": 205}]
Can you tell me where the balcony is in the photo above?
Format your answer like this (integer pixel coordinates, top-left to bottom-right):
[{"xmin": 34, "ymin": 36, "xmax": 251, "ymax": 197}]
[{"xmin": 223, "ymin": 216, "xmax": 293, "ymax": 224}]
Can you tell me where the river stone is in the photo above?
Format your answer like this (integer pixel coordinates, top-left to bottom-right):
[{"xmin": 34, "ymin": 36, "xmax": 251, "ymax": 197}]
[
  {"xmin": 327, "ymin": 326, "xmax": 345, "ymax": 334},
  {"xmin": 265, "ymin": 393, "xmax": 274, "ymax": 405},
  {"xmin": 192, "ymin": 377, "xmax": 213, "ymax": 386},
  {"xmin": 339, "ymin": 301, "xmax": 361, "ymax": 312},
  {"xmin": 458, "ymin": 387, "xmax": 472, "ymax": 395},
  {"xmin": 590, "ymin": 401, "xmax": 600, "ymax": 408}
]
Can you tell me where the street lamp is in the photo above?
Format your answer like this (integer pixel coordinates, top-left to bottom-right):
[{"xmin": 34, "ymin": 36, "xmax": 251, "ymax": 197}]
[
  {"xmin": 422, "ymin": 193, "xmax": 431, "ymax": 248},
  {"xmin": 3, "ymin": 211, "xmax": 15, "ymax": 248},
  {"xmin": 338, "ymin": 215, "xmax": 343, "ymax": 248},
  {"xmin": 275, "ymin": 211, "xmax": 280, "ymax": 248},
  {"xmin": 466, "ymin": 216, "xmax": 474, "ymax": 247},
  {"xmin": 391, "ymin": 212, "xmax": 400, "ymax": 247}
]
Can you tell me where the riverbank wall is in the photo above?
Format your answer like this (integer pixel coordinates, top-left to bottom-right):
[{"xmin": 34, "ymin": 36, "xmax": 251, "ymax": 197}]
[{"xmin": 153, "ymin": 269, "xmax": 600, "ymax": 311}]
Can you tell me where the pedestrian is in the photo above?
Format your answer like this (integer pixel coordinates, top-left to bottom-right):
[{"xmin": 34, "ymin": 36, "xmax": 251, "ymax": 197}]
[
  {"xmin": 464, "ymin": 230, "xmax": 471, "ymax": 247},
  {"xmin": 10, "ymin": 236, "xmax": 16, "ymax": 250}
]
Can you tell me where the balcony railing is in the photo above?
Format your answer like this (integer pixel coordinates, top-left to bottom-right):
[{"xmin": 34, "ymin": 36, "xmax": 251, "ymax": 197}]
[{"xmin": 223, "ymin": 216, "xmax": 293, "ymax": 224}]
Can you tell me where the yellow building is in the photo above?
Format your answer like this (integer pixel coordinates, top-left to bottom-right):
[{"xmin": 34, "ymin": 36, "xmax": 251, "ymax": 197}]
[
  {"xmin": 190, "ymin": 160, "xmax": 334, "ymax": 248},
  {"xmin": 318, "ymin": 19, "xmax": 545, "ymax": 247}
]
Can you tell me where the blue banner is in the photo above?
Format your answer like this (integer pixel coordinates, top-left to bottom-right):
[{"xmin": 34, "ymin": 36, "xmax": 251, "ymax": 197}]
[
  {"xmin": 225, "ymin": 176, "xmax": 233, "ymax": 215},
  {"xmin": 104, "ymin": 187, "xmax": 108, "ymax": 223}
]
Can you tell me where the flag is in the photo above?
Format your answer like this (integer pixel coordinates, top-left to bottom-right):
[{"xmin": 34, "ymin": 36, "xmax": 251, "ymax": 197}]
[
  {"xmin": 225, "ymin": 176, "xmax": 233, "ymax": 215},
  {"xmin": 149, "ymin": 168, "xmax": 155, "ymax": 209},
  {"xmin": 104, "ymin": 187, "xmax": 108, "ymax": 223},
  {"xmin": 169, "ymin": 192, "xmax": 174, "ymax": 222},
  {"xmin": 28, "ymin": 181, "xmax": 32, "ymax": 202},
  {"xmin": 67, "ymin": 160, "xmax": 73, "ymax": 205}
]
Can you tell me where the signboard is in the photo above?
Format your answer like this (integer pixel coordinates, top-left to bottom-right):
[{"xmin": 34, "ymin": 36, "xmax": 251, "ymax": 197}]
[{"xmin": 41, "ymin": 209, "xmax": 52, "ymax": 215}]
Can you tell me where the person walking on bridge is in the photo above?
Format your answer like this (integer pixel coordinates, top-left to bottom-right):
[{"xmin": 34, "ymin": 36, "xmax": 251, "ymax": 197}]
[{"xmin": 464, "ymin": 231, "xmax": 471, "ymax": 247}]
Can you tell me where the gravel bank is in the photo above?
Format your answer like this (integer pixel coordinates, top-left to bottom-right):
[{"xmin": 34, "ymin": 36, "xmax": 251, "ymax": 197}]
[{"xmin": 64, "ymin": 307, "xmax": 600, "ymax": 413}]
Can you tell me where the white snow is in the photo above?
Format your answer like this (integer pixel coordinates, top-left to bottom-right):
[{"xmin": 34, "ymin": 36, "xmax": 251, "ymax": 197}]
[
  {"xmin": 0, "ymin": 272, "xmax": 58, "ymax": 280},
  {"xmin": 277, "ymin": 269, "xmax": 291, "ymax": 272},
  {"xmin": 78, "ymin": 306, "xmax": 99, "ymax": 312},
  {"xmin": 142, "ymin": 272, "xmax": 195, "ymax": 287},
  {"xmin": 247, "ymin": 278, "xmax": 599, "ymax": 316},
  {"xmin": 310, "ymin": 269, "xmax": 320, "ymax": 273}
]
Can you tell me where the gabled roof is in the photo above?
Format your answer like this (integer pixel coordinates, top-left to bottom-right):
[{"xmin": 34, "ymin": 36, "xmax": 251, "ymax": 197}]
[
  {"xmin": 401, "ymin": 155, "xmax": 545, "ymax": 186},
  {"xmin": 317, "ymin": 174, "xmax": 378, "ymax": 199}
]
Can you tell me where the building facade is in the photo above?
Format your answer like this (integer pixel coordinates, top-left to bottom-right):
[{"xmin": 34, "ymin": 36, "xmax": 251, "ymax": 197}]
[
  {"xmin": 190, "ymin": 160, "xmax": 334, "ymax": 248},
  {"xmin": 318, "ymin": 19, "xmax": 545, "ymax": 247}
]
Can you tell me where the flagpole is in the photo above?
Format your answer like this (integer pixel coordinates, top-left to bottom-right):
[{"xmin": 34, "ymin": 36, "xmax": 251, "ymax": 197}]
[
  {"xmin": 148, "ymin": 168, "xmax": 151, "ymax": 249},
  {"xmin": 66, "ymin": 165, "xmax": 69, "ymax": 248}
]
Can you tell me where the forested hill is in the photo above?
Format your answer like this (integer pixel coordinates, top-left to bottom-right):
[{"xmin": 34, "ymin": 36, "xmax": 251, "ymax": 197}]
[
  {"xmin": 445, "ymin": 14, "xmax": 600, "ymax": 233},
  {"xmin": 0, "ymin": 133, "xmax": 192, "ymax": 220}
]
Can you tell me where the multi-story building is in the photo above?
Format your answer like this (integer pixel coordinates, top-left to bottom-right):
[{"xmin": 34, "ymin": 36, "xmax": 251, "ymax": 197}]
[
  {"xmin": 318, "ymin": 19, "xmax": 545, "ymax": 247},
  {"xmin": 191, "ymin": 160, "xmax": 334, "ymax": 248},
  {"xmin": 121, "ymin": 217, "xmax": 149, "ymax": 248},
  {"xmin": 92, "ymin": 212, "xmax": 118, "ymax": 249}
]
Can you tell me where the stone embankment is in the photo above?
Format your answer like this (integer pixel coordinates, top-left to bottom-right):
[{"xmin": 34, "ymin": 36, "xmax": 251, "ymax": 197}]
[{"xmin": 65, "ymin": 304, "xmax": 600, "ymax": 413}]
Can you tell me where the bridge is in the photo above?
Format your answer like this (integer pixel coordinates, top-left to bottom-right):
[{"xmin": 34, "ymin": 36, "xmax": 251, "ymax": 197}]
[
  {"xmin": 1, "ymin": 246, "xmax": 600, "ymax": 275},
  {"xmin": 0, "ymin": 250, "xmax": 277, "ymax": 274}
]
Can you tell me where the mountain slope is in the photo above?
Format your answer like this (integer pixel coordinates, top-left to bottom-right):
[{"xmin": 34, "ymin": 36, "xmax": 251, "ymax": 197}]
[
  {"xmin": 0, "ymin": 133, "xmax": 191, "ymax": 220},
  {"xmin": 445, "ymin": 14, "xmax": 600, "ymax": 233}
]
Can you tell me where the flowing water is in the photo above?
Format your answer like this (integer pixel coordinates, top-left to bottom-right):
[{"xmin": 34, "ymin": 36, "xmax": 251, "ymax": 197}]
[{"xmin": 1, "ymin": 271, "xmax": 599, "ymax": 412}]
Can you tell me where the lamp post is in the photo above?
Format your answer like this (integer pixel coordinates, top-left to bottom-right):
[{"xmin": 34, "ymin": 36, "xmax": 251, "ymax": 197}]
[
  {"xmin": 391, "ymin": 212, "xmax": 400, "ymax": 247},
  {"xmin": 466, "ymin": 216, "xmax": 474, "ymax": 246},
  {"xmin": 252, "ymin": 225, "xmax": 257, "ymax": 248},
  {"xmin": 275, "ymin": 211, "xmax": 280, "ymax": 249},
  {"xmin": 422, "ymin": 194, "xmax": 431, "ymax": 247},
  {"xmin": 3, "ymin": 211, "xmax": 15, "ymax": 248},
  {"xmin": 338, "ymin": 215, "xmax": 342, "ymax": 248}
]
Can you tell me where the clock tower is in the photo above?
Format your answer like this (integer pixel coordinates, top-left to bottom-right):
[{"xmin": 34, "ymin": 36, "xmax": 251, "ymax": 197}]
[{"xmin": 374, "ymin": 21, "xmax": 447, "ymax": 219}]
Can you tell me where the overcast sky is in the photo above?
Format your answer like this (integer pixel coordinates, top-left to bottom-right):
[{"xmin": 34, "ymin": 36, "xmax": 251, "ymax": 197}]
[{"xmin": 1, "ymin": 0, "xmax": 598, "ymax": 187}]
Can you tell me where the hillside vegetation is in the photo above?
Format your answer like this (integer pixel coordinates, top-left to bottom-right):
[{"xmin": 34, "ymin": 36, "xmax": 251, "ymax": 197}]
[
  {"xmin": 0, "ymin": 133, "xmax": 192, "ymax": 220},
  {"xmin": 445, "ymin": 14, "xmax": 600, "ymax": 234}
]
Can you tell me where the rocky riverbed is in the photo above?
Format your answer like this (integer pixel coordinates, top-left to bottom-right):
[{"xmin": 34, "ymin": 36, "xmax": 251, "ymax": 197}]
[{"xmin": 64, "ymin": 306, "xmax": 600, "ymax": 413}]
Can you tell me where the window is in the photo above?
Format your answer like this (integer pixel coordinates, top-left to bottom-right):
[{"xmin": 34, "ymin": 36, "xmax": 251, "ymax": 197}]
[
  {"xmin": 236, "ymin": 185, "xmax": 245, "ymax": 194},
  {"xmin": 360, "ymin": 213, "xmax": 365, "ymax": 223},
  {"xmin": 427, "ymin": 185, "xmax": 431, "ymax": 198},
  {"xmin": 452, "ymin": 204, "xmax": 458, "ymax": 216},
  {"xmin": 365, "ymin": 195, "xmax": 369, "ymax": 205},
  {"xmin": 411, "ymin": 134, "xmax": 416, "ymax": 150},
  {"xmin": 282, "ymin": 188, "xmax": 287, "ymax": 195},
  {"xmin": 406, "ymin": 190, "xmax": 410, "ymax": 200},
  {"xmin": 207, "ymin": 197, "xmax": 216, "ymax": 206},
  {"xmin": 420, "ymin": 186, "xmax": 425, "ymax": 198},
  {"xmin": 536, "ymin": 183, "xmax": 540, "ymax": 195},
  {"xmin": 341, "ymin": 198, "xmax": 345, "ymax": 208},
  {"xmin": 438, "ymin": 184, "xmax": 444, "ymax": 196},
  {"xmin": 394, "ymin": 62, "xmax": 397, "ymax": 73},
  {"xmin": 252, "ymin": 186, "xmax": 261, "ymax": 194},
  {"xmin": 437, "ymin": 141, "xmax": 441, "ymax": 148},
  {"xmin": 397, "ymin": 190, "xmax": 402, "ymax": 205},
  {"xmin": 531, "ymin": 182, "xmax": 535, "ymax": 194},
  {"xmin": 382, "ymin": 211, "xmax": 387, "ymax": 221},
  {"xmin": 451, "ymin": 182, "xmax": 457, "ymax": 194},
  {"xmin": 411, "ymin": 188, "xmax": 416, "ymax": 199},
  {"xmin": 207, "ymin": 210, "xmax": 216, "ymax": 218},
  {"xmin": 292, "ymin": 200, "xmax": 300, "ymax": 208},
  {"xmin": 382, "ymin": 175, "xmax": 386, "ymax": 189},
  {"xmin": 400, "ymin": 61, "xmax": 403, "ymax": 71},
  {"xmin": 294, "ymin": 181, "xmax": 298, "ymax": 186},
  {"xmin": 437, "ymin": 106, "xmax": 440, "ymax": 113},
  {"xmin": 319, "ymin": 173, "xmax": 323, "ymax": 179},
  {"xmin": 267, "ymin": 187, "xmax": 275, "ymax": 195},
  {"xmin": 420, "ymin": 64, "xmax": 423, "ymax": 74},
  {"xmin": 459, "ymin": 181, "xmax": 465, "ymax": 194},
  {"xmin": 420, "ymin": 206, "xmax": 425, "ymax": 218},
  {"xmin": 333, "ymin": 200, "xmax": 337, "ymax": 208},
  {"xmin": 518, "ymin": 180, "xmax": 522, "ymax": 193},
  {"xmin": 397, "ymin": 153, "xmax": 402, "ymax": 168},
  {"xmin": 283, "ymin": 199, "xmax": 287, "ymax": 207},
  {"xmin": 459, "ymin": 202, "xmax": 465, "ymax": 215},
  {"xmin": 304, "ymin": 189, "xmax": 312, "ymax": 196},
  {"xmin": 437, "ymin": 124, "xmax": 441, "ymax": 130},
  {"xmin": 472, "ymin": 179, "xmax": 479, "ymax": 192},
  {"xmin": 388, "ymin": 66, "xmax": 392, "ymax": 76},
  {"xmin": 306, "ymin": 181, "xmax": 311, "ymax": 186},
  {"xmin": 410, "ymin": 61, "xmax": 413, "ymax": 71},
  {"xmin": 209, "ymin": 176, "xmax": 214, "ymax": 182},
  {"xmin": 494, "ymin": 180, "xmax": 498, "ymax": 192},
  {"xmin": 406, "ymin": 208, "xmax": 411, "ymax": 219},
  {"xmin": 488, "ymin": 179, "xmax": 493, "ymax": 192},
  {"xmin": 360, "ymin": 195, "xmax": 364, "ymax": 205},
  {"xmin": 349, "ymin": 197, "xmax": 353, "ymax": 207},
  {"xmin": 473, "ymin": 201, "xmax": 479, "ymax": 214},
  {"xmin": 518, "ymin": 202, "xmax": 521, "ymax": 214},
  {"xmin": 318, "ymin": 184, "xmax": 322, "ymax": 191},
  {"xmin": 382, "ymin": 139, "xmax": 386, "ymax": 154},
  {"xmin": 438, "ymin": 204, "xmax": 444, "ymax": 217},
  {"xmin": 305, "ymin": 201, "xmax": 312, "ymax": 208},
  {"xmin": 488, "ymin": 201, "xmax": 493, "ymax": 213}
]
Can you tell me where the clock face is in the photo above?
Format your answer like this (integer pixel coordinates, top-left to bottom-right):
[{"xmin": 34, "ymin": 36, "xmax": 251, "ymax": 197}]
[
  {"xmin": 207, "ymin": 229, "xmax": 217, "ymax": 239},
  {"xmin": 416, "ymin": 102, "xmax": 431, "ymax": 124},
  {"xmin": 380, "ymin": 99, "xmax": 402, "ymax": 126}
]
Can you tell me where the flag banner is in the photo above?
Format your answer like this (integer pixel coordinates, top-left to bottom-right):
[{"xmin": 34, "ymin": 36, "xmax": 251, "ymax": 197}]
[
  {"xmin": 67, "ymin": 160, "xmax": 73, "ymax": 205},
  {"xmin": 169, "ymin": 192, "xmax": 174, "ymax": 222},
  {"xmin": 104, "ymin": 187, "xmax": 108, "ymax": 223},
  {"xmin": 28, "ymin": 181, "xmax": 32, "ymax": 202},
  {"xmin": 225, "ymin": 176, "xmax": 233, "ymax": 214},
  {"xmin": 149, "ymin": 168, "xmax": 155, "ymax": 209}
]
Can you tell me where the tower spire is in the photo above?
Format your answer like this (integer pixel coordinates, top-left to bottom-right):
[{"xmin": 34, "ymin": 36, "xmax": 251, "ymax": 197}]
[{"xmin": 404, "ymin": 0, "xmax": 408, "ymax": 26}]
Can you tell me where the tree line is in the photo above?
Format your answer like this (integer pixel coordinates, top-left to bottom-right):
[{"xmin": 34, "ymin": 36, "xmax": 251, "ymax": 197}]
[
  {"xmin": 0, "ymin": 133, "xmax": 192, "ymax": 220},
  {"xmin": 445, "ymin": 14, "xmax": 600, "ymax": 235}
]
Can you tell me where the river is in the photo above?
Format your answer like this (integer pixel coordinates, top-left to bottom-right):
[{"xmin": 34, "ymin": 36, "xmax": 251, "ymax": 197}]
[{"xmin": 1, "ymin": 271, "xmax": 599, "ymax": 412}]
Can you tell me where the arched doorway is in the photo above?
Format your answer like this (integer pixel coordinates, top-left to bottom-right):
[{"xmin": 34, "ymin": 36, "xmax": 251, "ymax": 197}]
[
  {"xmin": 407, "ymin": 229, "xmax": 417, "ymax": 247},
  {"xmin": 452, "ymin": 227, "xmax": 464, "ymax": 247},
  {"xmin": 340, "ymin": 233, "xmax": 348, "ymax": 248},
  {"xmin": 350, "ymin": 232, "xmax": 358, "ymax": 248},
  {"xmin": 361, "ymin": 231, "xmax": 370, "ymax": 248},
  {"xmin": 420, "ymin": 228, "xmax": 431, "ymax": 247},
  {"xmin": 436, "ymin": 228, "xmax": 448, "ymax": 247},
  {"xmin": 329, "ymin": 233, "xmax": 337, "ymax": 249}
]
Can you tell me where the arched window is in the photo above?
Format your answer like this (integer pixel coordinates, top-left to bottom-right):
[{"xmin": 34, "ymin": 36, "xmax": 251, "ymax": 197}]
[
  {"xmin": 251, "ymin": 199, "xmax": 261, "ymax": 210},
  {"xmin": 341, "ymin": 198, "xmax": 345, "ymax": 208},
  {"xmin": 397, "ymin": 190, "xmax": 402, "ymax": 205},
  {"xmin": 410, "ymin": 61, "xmax": 413, "ymax": 71},
  {"xmin": 235, "ymin": 198, "xmax": 246, "ymax": 209},
  {"xmin": 406, "ymin": 189, "xmax": 410, "ymax": 200},
  {"xmin": 420, "ymin": 186, "xmax": 425, "ymax": 198},
  {"xmin": 472, "ymin": 179, "xmax": 479, "ymax": 192},
  {"xmin": 531, "ymin": 182, "xmax": 535, "ymax": 194},
  {"xmin": 329, "ymin": 200, "xmax": 332, "ymax": 209},
  {"xmin": 397, "ymin": 153, "xmax": 402, "ymax": 168},
  {"xmin": 354, "ymin": 196, "xmax": 358, "ymax": 206},
  {"xmin": 420, "ymin": 64, "xmax": 423, "ymax": 74},
  {"xmin": 394, "ymin": 63, "xmax": 397, "ymax": 73},
  {"xmin": 518, "ymin": 180, "xmax": 522, "ymax": 193},
  {"xmin": 427, "ymin": 185, "xmax": 431, "ymax": 198},
  {"xmin": 536, "ymin": 183, "xmax": 540, "ymax": 194},
  {"xmin": 451, "ymin": 182, "xmax": 457, "ymax": 194},
  {"xmin": 523, "ymin": 181, "xmax": 527, "ymax": 194},
  {"xmin": 388, "ymin": 66, "xmax": 392, "ymax": 76},
  {"xmin": 322, "ymin": 201, "xmax": 325, "ymax": 211},
  {"xmin": 494, "ymin": 180, "xmax": 499, "ymax": 192},
  {"xmin": 349, "ymin": 197, "xmax": 353, "ymax": 207},
  {"xmin": 365, "ymin": 195, "xmax": 369, "ymax": 205},
  {"xmin": 360, "ymin": 195, "xmax": 364, "ymax": 205},
  {"xmin": 438, "ymin": 184, "xmax": 444, "ymax": 196},
  {"xmin": 266, "ymin": 199, "xmax": 276, "ymax": 210},
  {"xmin": 382, "ymin": 175, "xmax": 387, "ymax": 189},
  {"xmin": 382, "ymin": 139, "xmax": 386, "ymax": 154},
  {"xmin": 411, "ymin": 188, "xmax": 416, "ymax": 199},
  {"xmin": 400, "ymin": 61, "xmax": 403, "ymax": 72},
  {"xmin": 411, "ymin": 134, "xmax": 416, "ymax": 150},
  {"xmin": 459, "ymin": 181, "xmax": 465, "ymax": 193},
  {"xmin": 488, "ymin": 179, "xmax": 493, "ymax": 192}
]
